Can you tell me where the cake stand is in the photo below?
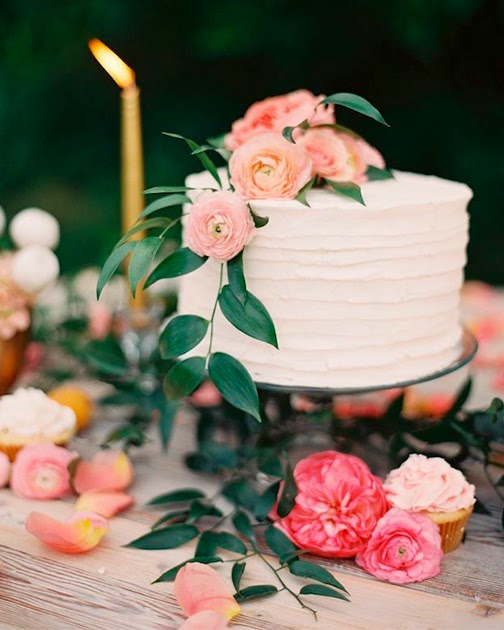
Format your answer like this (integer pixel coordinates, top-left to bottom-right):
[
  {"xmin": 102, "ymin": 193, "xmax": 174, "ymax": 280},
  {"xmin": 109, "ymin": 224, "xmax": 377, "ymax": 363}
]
[{"xmin": 252, "ymin": 330, "xmax": 478, "ymax": 471}]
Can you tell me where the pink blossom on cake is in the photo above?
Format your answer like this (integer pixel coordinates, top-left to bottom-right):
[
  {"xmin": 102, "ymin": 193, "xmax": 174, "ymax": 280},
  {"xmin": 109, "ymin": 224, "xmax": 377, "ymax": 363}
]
[
  {"xmin": 356, "ymin": 507, "xmax": 443, "ymax": 584},
  {"xmin": 224, "ymin": 89, "xmax": 335, "ymax": 150},
  {"xmin": 229, "ymin": 133, "xmax": 312, "ymax": 200},
  {"xmin": 355, "ymin": 138, "xmax": 385, "ymax": 170},
  {"xmin": 272, "ymin": 451, "xmax": 389, "ymax": 557},
  {"xmin": 383, "ymin": 454, "xmax": 475, "ymax": 513},
  {"xmin": 298, "ymin": 128, "xmax": 350, "ymax": 180},
  {"xmin": 0, "ymin": 253, "xmax": 31, "ymax": 341},
  {"xmin": 326, "ymin": 133, "xmax": 367, "ymax": 183},
  {"xmin": 186, "ymin": 191, "xmax": 255, "ymax": 262},
  {"xmin": 11, "ymin": 443, "xmax": 77, "ymax": 500}
]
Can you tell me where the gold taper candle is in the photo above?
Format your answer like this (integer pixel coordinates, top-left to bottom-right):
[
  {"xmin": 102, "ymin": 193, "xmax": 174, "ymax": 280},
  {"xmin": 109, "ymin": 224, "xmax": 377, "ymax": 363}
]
[{"xmin": 89, "ymin": 38, "xmax": 146, "ymax": 308}]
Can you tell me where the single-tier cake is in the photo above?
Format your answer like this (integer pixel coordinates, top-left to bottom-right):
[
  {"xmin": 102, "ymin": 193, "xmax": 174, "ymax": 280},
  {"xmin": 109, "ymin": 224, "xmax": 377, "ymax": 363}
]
[{"xmin": 178, "ymin": 169, "xmax": 472, "ymax": 389}]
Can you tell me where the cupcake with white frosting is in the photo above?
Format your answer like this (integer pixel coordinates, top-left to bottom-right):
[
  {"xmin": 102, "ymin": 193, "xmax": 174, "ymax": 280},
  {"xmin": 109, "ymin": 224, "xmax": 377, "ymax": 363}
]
[
  {"xmin": 384, "ymin": 454, "xmax": 476, "ymax": 553},
  {"xmin": 0, "ymin": 388, "xmax": 77, "ymax": 460}
]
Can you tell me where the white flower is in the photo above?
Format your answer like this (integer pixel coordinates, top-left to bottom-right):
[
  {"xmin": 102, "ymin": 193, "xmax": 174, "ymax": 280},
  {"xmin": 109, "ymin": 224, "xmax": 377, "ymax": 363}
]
[
  {"xmin": 0, "ymin": 205, "xmax": 5, "ymax": 237},
  {"xmin": 11, "ymin": 245, "xmax": 60, "ymax": 294},
  {"xmin": 10, "ymin": 207, "xmax": 60, "ymax": 250}
]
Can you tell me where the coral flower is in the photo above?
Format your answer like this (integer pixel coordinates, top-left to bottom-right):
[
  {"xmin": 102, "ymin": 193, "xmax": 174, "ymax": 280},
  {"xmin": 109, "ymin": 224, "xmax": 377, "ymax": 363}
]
[
  {"xmin": 356, "ymin": 508, "xmax": 443, "ymax": 584},
  {"xmin": 186, "ymin": 190, "xmax": 255, "ymax": 262},
  {"xmin": 75, "ymin": 490, "xmax": 134, "ymax": 518},
  {"xmin": 10, "ymin": 443, "xmax": 77, "ymax": 500},
  {"xmin": 229, "ymin": 133, "xmax": 312, "ymax": 200},
  {"xmin": 72, "ymin": 450, "xmax": 134, "ymax": 494},
  {"xmin": 175, "ymin": 563, "xmax": 240, "ymax": 620},
  {"xmin": 25, "ymin": 510, "xmax": 109, "ymax": 554},
  {"xmin": 272, "ymin": 451, "xmax": 389, "ymax": 558},
  {"xmin": 225, "ymin": 89, "xmax": 335, "ymax": 149}
]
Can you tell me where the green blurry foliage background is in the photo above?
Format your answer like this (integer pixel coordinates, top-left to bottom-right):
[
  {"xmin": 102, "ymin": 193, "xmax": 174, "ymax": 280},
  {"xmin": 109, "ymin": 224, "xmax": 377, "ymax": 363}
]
[{"xmin": 1, "ymin": 0, "xmax": 503, "ymax": 280}]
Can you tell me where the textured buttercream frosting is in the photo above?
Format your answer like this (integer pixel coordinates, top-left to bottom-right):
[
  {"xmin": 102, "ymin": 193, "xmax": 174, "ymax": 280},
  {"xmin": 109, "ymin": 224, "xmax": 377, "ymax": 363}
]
[{"xmin": 178, "ymin": 170, "xmax": 472, "ymax": 388}]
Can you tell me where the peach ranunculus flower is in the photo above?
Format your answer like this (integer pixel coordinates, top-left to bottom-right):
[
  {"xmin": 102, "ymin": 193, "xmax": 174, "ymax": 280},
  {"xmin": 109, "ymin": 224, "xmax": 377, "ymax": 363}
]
[
  {"xmin": 72, "ymin": 450, "xmax": 134, "ymax": 494},
  {"xmin": 25, "ymin": 510, "xmax": 109, "ymax": 554},
  {"xmin": 10, "ymin": 443, "xmax": 77, "ymax": 500},
  {"xmin": 356, "ymin": 508, "xmax": 443, "ymax": 584},
  {"xmin": 186, "ymin": 191, "xmax": 255, "ymax": 263},
  {"xmin": 224, "ymin": 89, "xmax": 335, "ymax": 150},
  {"xmin": 272, "ymin": 451, "xmax": 389, "ymax": 558},
  {"xmin": 75, "ymin": 490, "xmax": 134, "ymax": 518},
  {"xmin": 179, "ymin": 611, "xmax": 229, "ymax": 630},
  {"xmin": 0, "ymin": 452, "xmax": 11, "ymax": 487},
  {"xmin": 229, "ymin": 133, "xmax": 312, "ymax": 200},
  {"xmin": 298, "ymin": 128, "xmax": 350, "ymax": 180},
  {"xmin": 175, "ymin": 563, "xmax": 241, "ymax": 620}
]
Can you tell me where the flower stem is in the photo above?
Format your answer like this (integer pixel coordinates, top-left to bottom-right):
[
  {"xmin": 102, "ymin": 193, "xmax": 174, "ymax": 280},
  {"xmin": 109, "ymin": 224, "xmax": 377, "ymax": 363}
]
[{"xmin": 206, "ymin": 263, "xmax": 224, "ymax": 365}]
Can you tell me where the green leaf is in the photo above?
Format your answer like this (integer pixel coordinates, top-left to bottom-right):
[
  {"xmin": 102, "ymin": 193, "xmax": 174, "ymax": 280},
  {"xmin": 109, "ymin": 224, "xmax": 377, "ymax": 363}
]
[
  {"xmin": 327, "ymin": 180, "xmax": 365, "ymax": 206},
  {"xmin": 153, "ymin": 556, "xmax": 222, "ymax": 583},
  {"xmin": 151, "ymin": 509, "xmax": 189, "ymax": 529},
  {"xmin": 159, "ymin": 400, "xmax": 179, "ymax": 451},
  {"xmin": 204, "ymin": 441, "xmax": 239, "ymax": 468},
  {"xmin": 289, "ymin": 561, "xmax": 348, "ymax": 593},
  {"xmin": 224, "ymin": 481, "xmax": 259, "ymax": 512},
  {"xmin": 195, "ymin": 531, "xmax": 219, "ymax": 557},
  {"xmin": 207, "ymin": 133, "xmax": 226, "ymax": 149},
  {"xmin": 232, "ymin": 509, "xmax": 256, "ymax": 542},
  {"xmin": 264, "ymin": 525, "xmax": 298, "ymax": 562},
  {"xmin": 232, "ymin": 562, "xmax": 246, "ymax": 592},
  {"xmin": 208, "ymin": 352, "xmax": 261, "ymax": 421},
  {"xmin": 366, "ymin": 165, "xmax": 394, "ymax": 181},
  {"xmin": 129, "ymin": 236, "xmax": 163, "ymax": 297},
  {"xmin": 250, "ymin": 208, "xmax": 269, "ymax": 228},
  {"xmin": 147, "ymin": 488, "xmax": 206, "ymax": 506},
  {"xmin": 320, "ymin": 92, "xmax": 389, "ymax": 126},
  {"xmin": 144, "ymin": 186, "xmax": 195, "ymax": 194},
  {"xmin": 299, "ymin": 584, "xmax": 350, "ymax": 602},
  {"xmin": 255, "ymin": 480, "xmax": 281, "ymax": 521},
  {"xmin": 281, "ymin": 119, "xmax": 309, "ymax": 143},
  {"xmin": 115, "ymin": 217, "xmax": 173, "ymax": 248},
  {"xmin": 163, "ymin": 132, "xmax": 222, "ymax": 188},
  {"xmin": 145, "ymin": 247, "xmax": 207, "ymax": 287},
  {"xmin": 215, "ymin": 532, "xmax": 247, "ymax": 555},
  {"xmin": 187, "ymin": 499, "xmax": 224, "ymax": 523},
  {"xmin": 227, "ymin": 251, "xmax": 247, "ymax": 305},
  {"xmin": 160, "ymin": 314, "xmax": 209, "ymax": 358},
  {"xmin": 138, "ymin": 193, "xmax": 190, "ymax": 220},
  {"xmin": 296, "ymin": 176, "xmax": 316, "ymax": 207},
  {"xmin": 235, "ymin": 585, "xmax": 278, "ymax": 602},
  {"xmin": 191, "ymin": 145, "xmax": 232, "ymax": 161},
  {"xmin": 219, "ymin": 287, "xmax": 278, "ymax": 348},
  {"xmin": 277, "ymin": 460, "xmax": 297, "ymax": 518},
  {"xmin": 164, "ymin": 356, "xmax": 206, "ymax": 399},
  {"xmin": 97, "ymin": 241, "xmax": 136, "ymax": 298},
  {"xmin": 83, "ymin": 345, "xmax": 128, "ymax": 377},
  {"xmin": 126, "ymin": 524, "xmax": 199, "ymax": 550}
]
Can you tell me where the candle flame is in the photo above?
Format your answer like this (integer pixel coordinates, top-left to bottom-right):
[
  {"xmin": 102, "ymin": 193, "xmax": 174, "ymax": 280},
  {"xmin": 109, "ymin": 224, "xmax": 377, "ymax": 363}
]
[{"xmin": 89, "ymin": 39, "xmax": 135, "ymax": 88}]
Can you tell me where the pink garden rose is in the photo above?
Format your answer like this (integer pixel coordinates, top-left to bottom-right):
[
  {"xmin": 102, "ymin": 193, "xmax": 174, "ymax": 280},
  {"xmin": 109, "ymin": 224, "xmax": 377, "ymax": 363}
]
[
  {"xmin": 186, "ymin": 191, "xmax": 255, "ymax": 262},
  {"xmin": 229, "ymin": 133, "xmax": 312, "ymax": 200},
  {"xmin": 11, "ymin": 443, "xmax": 77, "ymax": 500},
  {"xmin": 298, "ymin": 128, "xmax": 350, "ymax": 180},
  {"xmin": 272, "ymin": 451, "xmax": 389, "ymax": 557},
  {"xmin": 356, "ymin": 508, "xmax": 443, "ymax": 584},
  {"xmin": 225, "ymin": 89, "xmax": 335, "ymax": 150}
]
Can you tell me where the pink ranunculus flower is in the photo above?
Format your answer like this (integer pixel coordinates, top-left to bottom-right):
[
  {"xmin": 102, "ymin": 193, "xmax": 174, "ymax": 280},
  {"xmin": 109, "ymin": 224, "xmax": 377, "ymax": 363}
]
[
  {"xmin": 326, "ymin": 133, "xmax": 367, "ymax": 184},
  {"xmin": 0, "ymin": 452, "xmax": 11, "ymax": 487},
  {"xmin": 356, "ymin": 508, "xmax": 443, "ymax": 584},
  {"xmin": 272, "ymin": 451, "xmax": 389, "ymax": 558},
  {"xmin": 11, "ymin": 443, "xmax": 78, "ymax": 500},
  {"xmin": 229, "ymin": 133, "xmax": 312, "ymax": 200},
  {"xmin": 356, "ymin": 138, "xmax": 385, "ymax": 170},
  {"xmin": 225, "ymin": 89, "xmax": 335, "ymax": 150},
  {"xmin": 186, "ymin": 191, "xmax": 255, "ymax": 263},
  {"xmin": 298, "ymin": 128, "xmax": 350, "ymax": 180}
]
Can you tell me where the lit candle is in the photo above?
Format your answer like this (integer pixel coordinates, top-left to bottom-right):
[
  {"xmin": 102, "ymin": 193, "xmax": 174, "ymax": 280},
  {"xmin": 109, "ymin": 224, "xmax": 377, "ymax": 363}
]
[{"xmin": 89, "ymin": 38, "xmax": 146, "ymax": 309}]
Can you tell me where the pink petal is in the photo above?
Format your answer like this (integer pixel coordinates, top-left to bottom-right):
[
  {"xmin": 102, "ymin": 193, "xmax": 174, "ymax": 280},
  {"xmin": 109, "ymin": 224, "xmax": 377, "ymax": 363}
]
[
  {"xmin": 179, "ymin": 611, "xmax": 228, "ymax": 630},
  {"xmin": 72, "ymin": 450, "xmax": 134, "ymax": 493},
  {"xmin": 75, "ymin": 490, "xmax": 134, "ymax": 518},
  {"xmin": 25, "ymin": 510, "xmax": 108, "ymax": 554},
  {"xmin": 174, "ymin": 563, "xmax": 240, "ymax": 620}
]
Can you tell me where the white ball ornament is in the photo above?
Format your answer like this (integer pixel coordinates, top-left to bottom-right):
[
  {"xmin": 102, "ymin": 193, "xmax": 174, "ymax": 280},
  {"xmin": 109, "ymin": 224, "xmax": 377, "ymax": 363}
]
[
  {"xmin": 0, "ymin": 205, "xmax": 5, "ymax": 237},
  {"xmin": 11, "ymin": 245, "xmax": 60, "ymax": 294},
  {"xmin": 9, "ymin": 207, "xmax": 60, "ymax": 250}
]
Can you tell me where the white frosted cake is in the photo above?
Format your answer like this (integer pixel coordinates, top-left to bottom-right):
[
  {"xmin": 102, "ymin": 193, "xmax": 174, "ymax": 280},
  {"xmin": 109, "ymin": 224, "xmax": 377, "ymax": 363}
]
[{"xmin": 178, "ymin": 169, "xmax": 472, "ymax": 389}]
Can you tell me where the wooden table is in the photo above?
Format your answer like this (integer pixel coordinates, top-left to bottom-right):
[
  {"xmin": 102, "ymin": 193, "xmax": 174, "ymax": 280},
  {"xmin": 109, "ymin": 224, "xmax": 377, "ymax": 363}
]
[{"xmin": 0, "ymin": 372, "xmax": 503, "ymax": 629}]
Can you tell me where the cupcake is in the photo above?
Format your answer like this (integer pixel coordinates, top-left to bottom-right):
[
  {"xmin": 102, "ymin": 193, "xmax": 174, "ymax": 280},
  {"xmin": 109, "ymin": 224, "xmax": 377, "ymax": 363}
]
[
  {"xmin": 383, "ymin": 454, "xmax": 475, "ymax": 553},
  {"xmin": 0, "ymin": 387, "xmax": 77, "ymax": 460}
]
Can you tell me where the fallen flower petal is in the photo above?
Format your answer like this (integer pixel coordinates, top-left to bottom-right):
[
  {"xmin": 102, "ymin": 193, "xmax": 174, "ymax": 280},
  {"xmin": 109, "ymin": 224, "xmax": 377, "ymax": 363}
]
[
  {"xmin": 75, "ymin": 490, "xmax": 134, "ymax": 518},
  {"xmin": 175, "ymin": 563, "xmax": 240, "ymax": 620},
  {"xmin": 179, "ymin": 610, "xmax": 229, "ymax": 630},
  {"xmin": 72, "ymin": 450, "xmax": 134, "ymax": 494},
  {"xmin": 25, "ymin": 510, "xmax": 108, "ymax": 554}
]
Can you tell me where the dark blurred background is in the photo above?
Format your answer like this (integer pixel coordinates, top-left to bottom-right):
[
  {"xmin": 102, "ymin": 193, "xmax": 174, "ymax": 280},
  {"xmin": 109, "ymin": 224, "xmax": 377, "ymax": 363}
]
[{"xmin": 1, "ymin": 0, "xmax": 503, "ymax": 280}]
